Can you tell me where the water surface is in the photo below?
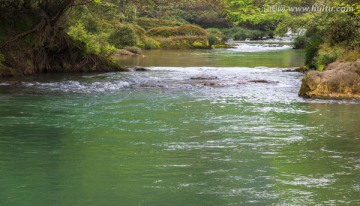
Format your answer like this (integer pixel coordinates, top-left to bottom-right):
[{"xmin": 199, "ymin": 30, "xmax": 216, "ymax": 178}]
[
  {"xmin": 115, "ymin": 42, "xmax": 304, "ymax": 68},
  {"xmin": 0, "ymin": 44, "xmax": 359, "ymax": 206}
]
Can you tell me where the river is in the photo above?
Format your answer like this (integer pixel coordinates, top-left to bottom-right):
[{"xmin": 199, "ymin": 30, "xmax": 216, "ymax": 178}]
[{"xmin": 0, "ymin": 43, "xmax": 359, "ymax": 205}]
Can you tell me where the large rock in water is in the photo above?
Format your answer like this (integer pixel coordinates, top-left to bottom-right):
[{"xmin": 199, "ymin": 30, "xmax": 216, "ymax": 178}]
[{"xmin": 299, "ymin": 60, "xmax": 360, "ymax": 99}]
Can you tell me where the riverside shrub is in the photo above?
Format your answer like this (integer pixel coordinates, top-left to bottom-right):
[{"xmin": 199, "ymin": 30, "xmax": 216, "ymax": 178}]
[
  {"xmin": 108, "ymin": 25, "xmax": 137, "ymax": 48},
  {"xmin": 156, "ymin": 36, "xmax": 208, "ymax": 49},
  {"xmin": 147, "ymin": 24, "xmax": 207, "ymax": 37},
  {"xmin": 135, "ymin": 18, "xmax": 180, "ymax": 30}
]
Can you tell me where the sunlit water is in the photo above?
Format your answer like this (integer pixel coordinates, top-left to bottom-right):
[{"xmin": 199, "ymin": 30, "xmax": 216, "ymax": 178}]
[{"xmin": 0, "ymin": 44, "xmax": 359, "ymax": 205}]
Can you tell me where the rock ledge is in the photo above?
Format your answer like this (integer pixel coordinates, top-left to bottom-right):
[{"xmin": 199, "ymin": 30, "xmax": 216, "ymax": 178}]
[{"xmin": 299, "ymin": 60, "xmax": 360, "ymax": 99}]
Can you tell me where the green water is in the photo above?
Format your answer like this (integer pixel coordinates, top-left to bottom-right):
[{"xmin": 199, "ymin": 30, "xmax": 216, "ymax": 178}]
[
  {"xmin": 115, "ymin": 47, "xmax": 304, "ymax": 68},
  {"xmin": 0, "ymin": 46, "xmax": 359, "ymax": 205}
]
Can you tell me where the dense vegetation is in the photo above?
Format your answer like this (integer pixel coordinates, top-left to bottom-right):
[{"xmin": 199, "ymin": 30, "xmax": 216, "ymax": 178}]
[
  {"xmin": 0, "ymin": 0, "xmax": 126, "ymax": 77},
  {"xmin": 275, "ymin": 1, "xmax": 360, "ymax": 70},
  {"xmin": 0, "ymin": 0, "xmax": 359, "ymax": 76}
]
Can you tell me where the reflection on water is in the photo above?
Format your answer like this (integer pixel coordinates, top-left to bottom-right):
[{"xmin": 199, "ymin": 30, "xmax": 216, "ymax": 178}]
[
  {"xmin": 114, "ymin": 43, "xmax": 304, "ymax": 68},
  {"xmin": 0, "ymin": 46, "xmax": 359, "ymax": 205}
]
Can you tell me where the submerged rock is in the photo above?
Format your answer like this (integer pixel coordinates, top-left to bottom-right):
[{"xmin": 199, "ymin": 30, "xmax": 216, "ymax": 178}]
[
  {"xmin": 190, "ymin": 76, "xmax": 218, "ymax": 80},
  {"xmin": 299, "ymin": 60, "xmax": 360, "ymax": 99},
  {"xmin": 130, "ymin": 67, "xmax": 149, "ymax": 72},
  {"xmin": 248, "ymin": 79, "xmax": 279, "ymax": 84},
  {"xmin": 282, "ymin": 67, "xmax": 306, "ymax": 73}
]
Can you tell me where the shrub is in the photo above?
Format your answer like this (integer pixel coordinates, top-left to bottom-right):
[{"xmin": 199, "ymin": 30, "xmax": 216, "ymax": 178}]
[
  {"xmin": 338, "ymin": 49, "xmax": 360, "ymax": 62},
  {"xmin": 146, "ymin": 24, "xmax": 206, "ymax": 38},
  {"xmin": 144, "ymin": 42, "xmax": 160, "ymax": 50},
  {"xmin": 146, "ymin": 27, "xmax": 179, "ymax": 37},
  {"xmin": 234, "ymin": 30, "xmax": 247, "ymax": 41},
  {"xmin": 67, "ymin": 22, "xmax": 116, "ymax": 56},
  {"xmin": 208, "ymin": 35, "xmax": 217, "ymax": 46},
  {"xmin": 125, "ymin": 46, "xmax": 142, "ymax": 55},
  {"xmin": 156, "ymin": 36, "xmax": 208, "ymax": 49},
  {"xmin": 192, "ymin": 41, "xmax": 205, "ymax": 48},
  {"xmin": 314, "ymin": 45, "xmax": 341, "ymax": 70},
  {"xmin": 131, "ymin": 24, "xmax": 146, "ymax": 40},
  {"xmin": 304, "ymin": 37, "xmax": 323, "ymax": 68},
  {"xmin": 222, "ymin": 27, "xmax": 265, "ymax": 41},
  {"xmin": 293, "ymin": 35, "xmax": 306, "ymax": 49},
  {"xmin": 108, "ymin": 25, "xmax": 137, "ymax": 49},
  {"xmin": 135, "ymin": 18, "xmax": 180, "ymax": 30},
  {"xmin": 177, "ymin": 24, "xmax": 207, "ymax": 36},
  {"xmin": 324, "ymin": 14, "xmax": 358, "ymax": 47},
  {"xmin": 83, "ymin": 17, "xmax": 100, "ymax": 34},
  {"xmin": 206, "ymin": 28, "xmax": 224, "ymax": 45}
]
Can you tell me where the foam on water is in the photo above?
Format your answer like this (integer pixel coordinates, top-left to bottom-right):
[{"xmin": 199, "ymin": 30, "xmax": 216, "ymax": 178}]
[{"xmin": 228, "ymin": 42, "xmax": 293, "ymax": 52}]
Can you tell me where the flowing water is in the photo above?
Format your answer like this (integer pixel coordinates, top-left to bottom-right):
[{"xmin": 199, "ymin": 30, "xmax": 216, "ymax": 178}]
[{"xmin": 0, "ymin": 43, "xmax": 359, "ymax": 206}]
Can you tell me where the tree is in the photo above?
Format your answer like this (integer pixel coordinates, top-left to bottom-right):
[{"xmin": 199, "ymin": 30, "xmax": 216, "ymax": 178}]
[{"xmin": 0, "ymin": 0, "xmax": 123, "ymax": 75}]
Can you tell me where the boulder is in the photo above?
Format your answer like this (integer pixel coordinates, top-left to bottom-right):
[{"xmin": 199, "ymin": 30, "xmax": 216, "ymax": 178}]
[{"xmin": 299, "ymin": 60, "xmax": 360, "ymax": 99}]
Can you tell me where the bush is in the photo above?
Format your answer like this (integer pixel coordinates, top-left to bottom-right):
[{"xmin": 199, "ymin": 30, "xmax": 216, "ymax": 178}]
[
  {"xmin": 146, "ymin": 24, "xmax": 206, "ymax": 38},
  {"xmin": 222, "ymin": 27, "xmax": 265, "ymax": 41},
  {"xmin": 293, "ymin": 35, "xmax": 306, "ymax": 49},
  {"xmin": 234, "ymin": 30, "xmax": 247, "ymax": 41},
  {"xmin": 156, "ymin": 36, "xmax": 208, "ymax": 49},
  {"xmin": 146, "ymin": 26, "xmax": 178, "ymax": 37},
  {"xmin": 135, "ymin": 18, "xmax": 180, "ymax": 30},
  {"xmin": 304, "ymin": 37, "xmax": 323, "ymax": 68},
  {"xmin": 67, "ymin": 22, "xmax": 116, "ymax": 56},
  {"xmin": 131, "ymin": 24, "xmax": 146, "ymax": 40},
  {"xmin": 314, "ymin": 45, "xmax": 341, "ymax": 70},
  {"xmin": 206, "ymin": 28, "xmax": 224, "ymax": 45},
  {"xmin": 177, "ymin": 24, "xmax": 207, "ymax": 36},
  {"xmin": 325, "ymin": 14, "xmax": 358, "ymax": 47},
  {"xmin": 108, "ymin": 25, "xmax": 137, "ymax": 49},
  {"xmin": 208, "ymin": 35, "xmax": 217, "ymax": 46},
  {"xmin": 144, "ymin": 42, "xmax": 160, "ymax": 50},
  {"xmin": 192, "ymin": 41, "xmax": 205, "ymax": 48},
  {"xmin": 125, "ymin": 46, "xmax": 142, "ymax": 55}
]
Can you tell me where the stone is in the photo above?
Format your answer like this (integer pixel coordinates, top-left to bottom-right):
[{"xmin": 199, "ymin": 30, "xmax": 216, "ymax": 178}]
[{"xmin": 299, "ymin": 60, "xmax": 360, "ymax": 99}]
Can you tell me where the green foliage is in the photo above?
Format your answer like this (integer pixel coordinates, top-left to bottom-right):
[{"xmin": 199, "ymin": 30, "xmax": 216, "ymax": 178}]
[
  {"xmin": 146, "ymin": 27, "xmax": 179, "ymax": 38},
  {"xmin": 208, "ymin": 35, "xmax": 218, "ymax": 46},
  {"xmin": 135, "ymin": 18, "xmax": 180, "ymax": 30},
  {"xmin": 304, "ymin": 37, "xmax": 323, "ymax": 69},
  {"xmin": 223, "ymin": 0, "xmax": 290, "ymax": 30},
  {"xmin": 144, "ymin": 38, "xmax": 161, "ymax": 50},
  {"xmin": 179, "ymin": 24, "xmax": 207, "ymax": 36},
  {"xmin": 293, "ymin": 35, "xmax": 306, "ymax": 49},
  {"xmin": 314, "ymin": 45, "xmax": 342, "ymax": 70},
  {"xmin": 0, "ymin": 53, "xmax": 4, "ymax": 63},
  {"xmin": 206, "ymin": 28, "xmax": 225, "ymax": 45},
  {"xmin": 221, "ymin": 27, "xmax": 266, "ymax": 41},
  {"xmin": 147, "ymin": 24, "xmax": 207, "ymax": 37},
  {"xmin": 108, "ymin": 25, "xmax": 138, "ymax": 49},
  {"xmin": 324, "ymin": 14, "xmax": 359, "ymax": 47},
  {"xmin": 192, "ymin": 41, "xmax": 205, "ymax": 48},
  {"xmin": 67, "ymin": 22, "xmax": 117, "ymax": 56},
  {"xmin": 276, "ymin": 1, "xmax": 360, "ymax": 68},
  {"xmin": 156, "ymin": 36, "xmax": 208, "ymax": 49},
  {"xmin": 125, "ymin": 46, "xmax": 142, "ymax": 55}
]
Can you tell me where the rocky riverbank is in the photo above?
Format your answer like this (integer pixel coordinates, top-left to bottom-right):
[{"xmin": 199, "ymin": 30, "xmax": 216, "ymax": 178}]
[{"xmin": 299, "ymin": 60, "xmax": 360, "ymax": 99}]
